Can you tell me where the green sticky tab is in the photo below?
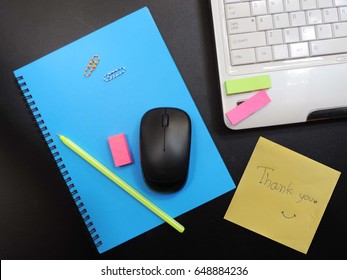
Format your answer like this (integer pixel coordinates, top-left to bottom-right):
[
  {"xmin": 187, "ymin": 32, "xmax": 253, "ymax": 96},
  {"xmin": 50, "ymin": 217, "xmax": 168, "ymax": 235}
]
[{"xmin": 225, "ymin": 74, "xmax": 271, "ymax": 95}]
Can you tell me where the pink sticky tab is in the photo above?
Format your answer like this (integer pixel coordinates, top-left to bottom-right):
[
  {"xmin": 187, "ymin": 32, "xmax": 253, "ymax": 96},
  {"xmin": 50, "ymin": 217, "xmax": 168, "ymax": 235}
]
[
  {"xmin": 108, "ymin": 134, "xmax": 133, "ymax": 167},
  {"xmin": 226, "ymin": 90, "xmax": 271, "ymax": 125}
]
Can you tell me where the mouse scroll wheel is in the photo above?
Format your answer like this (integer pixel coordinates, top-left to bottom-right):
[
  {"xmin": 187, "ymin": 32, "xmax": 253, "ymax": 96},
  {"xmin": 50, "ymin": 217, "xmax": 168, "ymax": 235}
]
[{"xmin": 162, "ymin": 114, "xmax": 169, "ymax": 127}]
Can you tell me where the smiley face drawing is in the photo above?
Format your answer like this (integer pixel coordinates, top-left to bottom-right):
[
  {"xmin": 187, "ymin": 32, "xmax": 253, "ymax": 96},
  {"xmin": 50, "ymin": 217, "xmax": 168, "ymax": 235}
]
[{"xmin": 281, "ymin": 211, "xmax": 296, "ymax": 219}]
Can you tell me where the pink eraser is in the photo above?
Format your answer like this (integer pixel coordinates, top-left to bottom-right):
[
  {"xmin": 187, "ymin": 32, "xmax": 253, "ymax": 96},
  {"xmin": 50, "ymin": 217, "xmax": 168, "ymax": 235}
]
[
  {"xmin": 226, "ymin": 90, "xmax": 271, "ymax": 125},
  {"xmin": 108, "ymin": 134, "xmax": 133, "ymax": 167}
]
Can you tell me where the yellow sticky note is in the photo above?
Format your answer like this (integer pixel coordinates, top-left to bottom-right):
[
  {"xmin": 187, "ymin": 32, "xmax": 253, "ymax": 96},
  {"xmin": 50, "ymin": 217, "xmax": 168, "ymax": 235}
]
[{"xmin": 224, "ymin": 137, "xmax": 340, "ymax": 254}]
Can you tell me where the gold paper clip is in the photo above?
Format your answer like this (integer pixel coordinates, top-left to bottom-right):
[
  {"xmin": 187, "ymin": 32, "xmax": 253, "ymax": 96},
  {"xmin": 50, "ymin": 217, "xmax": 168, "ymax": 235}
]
[{"xmin": 84, "ymin": 55, "xmax": 100, "ymax": 77}]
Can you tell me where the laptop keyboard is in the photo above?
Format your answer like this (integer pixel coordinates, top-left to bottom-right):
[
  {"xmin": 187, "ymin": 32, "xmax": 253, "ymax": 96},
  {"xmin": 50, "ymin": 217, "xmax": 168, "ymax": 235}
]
[{"xmin": 225, "ymin": 0, "xmax": 347, "ymax": 67}]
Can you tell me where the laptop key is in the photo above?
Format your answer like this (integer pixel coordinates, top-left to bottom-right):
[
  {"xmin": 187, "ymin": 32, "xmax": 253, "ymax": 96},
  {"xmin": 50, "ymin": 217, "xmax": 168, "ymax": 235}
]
[
  {"xmin": 332, "ymin": 22, "xmax": 347, "ymax": 38},
  {"xmin": 225, "ymin": 3, "xmax": 251, "ymax": 19},
  {"xmin": 289, "ymin": 42, "xmax": 310, "ymax": 58},
  {"xmin": 231, "ymin": 48, "xmax": 256, "ymax": 65},
  {"xmin": 229, "ymin": 31, "xmax": 267, "ymax": 50},
  {"xmin": 309, "ymin": 37, "xmax": 347, "ymax": 56},
  {"xmin": 227, "ymin": 17, "xmax": 256, "ymax": 34},
  {"xmin": 272, "ymin": 44, "xmax": 289, "ymax": 60},
  {"xmin": 334, "ymin": 0, "xmax": 347, "ymax": 6}
]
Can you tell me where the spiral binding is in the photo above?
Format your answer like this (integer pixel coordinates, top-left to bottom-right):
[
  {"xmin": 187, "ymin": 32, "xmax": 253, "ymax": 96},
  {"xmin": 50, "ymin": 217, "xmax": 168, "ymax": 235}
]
[{"xmin": 15, "ymin": 76, "xmax": 102, "ymax": 249}]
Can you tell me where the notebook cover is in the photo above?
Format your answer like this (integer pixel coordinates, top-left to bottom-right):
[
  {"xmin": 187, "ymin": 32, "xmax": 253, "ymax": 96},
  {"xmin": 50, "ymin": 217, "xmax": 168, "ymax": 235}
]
[{"xmin": 14, "ymin": 7, "xmax": 235, "ymax": 253}]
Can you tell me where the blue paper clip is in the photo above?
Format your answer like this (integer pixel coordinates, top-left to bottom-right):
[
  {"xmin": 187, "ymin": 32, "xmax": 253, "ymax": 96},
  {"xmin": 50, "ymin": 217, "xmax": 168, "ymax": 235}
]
[{"xmin": 103, "ymin": 67, "xmax": 126, "ymax": 82}]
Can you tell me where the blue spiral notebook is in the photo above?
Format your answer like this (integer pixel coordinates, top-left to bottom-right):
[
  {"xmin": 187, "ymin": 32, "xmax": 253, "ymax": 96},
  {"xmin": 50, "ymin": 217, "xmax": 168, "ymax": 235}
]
[{"xmin": 14, "ymin": 7, "xmax": 235, "ymax": 253}]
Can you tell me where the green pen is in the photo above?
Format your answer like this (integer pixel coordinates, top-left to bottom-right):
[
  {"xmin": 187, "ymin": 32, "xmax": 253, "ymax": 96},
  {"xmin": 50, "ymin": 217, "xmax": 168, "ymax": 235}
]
[{"xmin": 58, "ymin": 134, "xmax": 185, "ymax": 233}]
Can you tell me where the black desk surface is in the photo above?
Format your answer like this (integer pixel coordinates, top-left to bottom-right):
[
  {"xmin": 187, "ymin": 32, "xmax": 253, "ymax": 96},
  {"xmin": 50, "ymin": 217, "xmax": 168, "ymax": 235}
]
[{"xmin": 1, "ymin": 0, "xmax": 347, "ymax": 259}]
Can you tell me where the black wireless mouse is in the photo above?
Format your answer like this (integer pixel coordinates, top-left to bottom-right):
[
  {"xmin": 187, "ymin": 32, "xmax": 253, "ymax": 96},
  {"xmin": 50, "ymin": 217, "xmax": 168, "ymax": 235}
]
[{"xmin": 140, "ymin": 107, "xmax": 191, "ymax": 193}]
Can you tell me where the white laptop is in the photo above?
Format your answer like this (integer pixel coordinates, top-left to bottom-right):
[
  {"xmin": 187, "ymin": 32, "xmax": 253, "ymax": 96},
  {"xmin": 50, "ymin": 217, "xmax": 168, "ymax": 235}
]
[{"xmin": 210, "ymin": 0, "xmax": 347, "ymax": 129}]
